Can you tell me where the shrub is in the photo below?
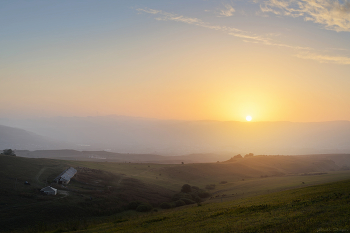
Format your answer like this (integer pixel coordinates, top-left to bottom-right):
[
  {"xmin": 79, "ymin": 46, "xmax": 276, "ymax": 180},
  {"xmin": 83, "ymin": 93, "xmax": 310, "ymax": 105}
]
[
  {"xmin": 220, "ymin": 181, "xmax": 228, "ymax": 184},
  {"xmin": 175, "ymin": 199, "xmax": 186, "ymax": 207},
  {"xmin": 160, "ymin": 202, "xmax": 173, "ymax": 209},
  {"xmin": 193, "ymin": 196, "xmax": 202, "ymax": 203},
  {"xmin": 181, "ymin": 198, "xmax": 195, "ymax": 205},
  {"xmin": 127, "ymin": 201, "xmax": 142, "ymax": 210},
  {"xmin": 3, "ymin": 149, "xmax": 16, "ymax": 156},
  {"xmin": 197, "ymin": 190, "xmax": 210, "ymax": 198},
  {"xmin": 181, "ymin": 184, "xmax": 192, "ymax": 193},
  {"xmin": 172, "ymin": 192, "xmax": 192, "ymax": 201},
  {"xmin": 136, "ymin": 204, "xmax": 153, "ymax": 212}
]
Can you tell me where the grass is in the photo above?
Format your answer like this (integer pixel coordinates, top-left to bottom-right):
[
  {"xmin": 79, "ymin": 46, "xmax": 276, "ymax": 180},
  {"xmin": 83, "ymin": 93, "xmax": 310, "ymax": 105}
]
[
  {"xmin": 0, "ymin": 155, "xmax": 176, "ymax": 232},
  {"xmin": 1, "ymin": 154, "xmax": 350, "ymax": 232},
  {"xmin": 72, "ymin": 179, "xmax": 350, "ymax": 233}
]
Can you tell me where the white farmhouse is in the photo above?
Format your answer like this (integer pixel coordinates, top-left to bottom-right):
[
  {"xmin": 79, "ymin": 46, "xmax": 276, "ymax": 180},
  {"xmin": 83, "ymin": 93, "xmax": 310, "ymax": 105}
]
[{"xmin": 40, "ymin": 186, "xmax": 57, "ymax": 195}]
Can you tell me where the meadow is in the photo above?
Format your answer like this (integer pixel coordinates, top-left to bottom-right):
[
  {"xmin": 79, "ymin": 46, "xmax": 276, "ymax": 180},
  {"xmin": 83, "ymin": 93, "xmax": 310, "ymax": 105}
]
[
  {"xmin": 73, "ymin": 178, "xmax": 350, "ymax": 233},
  {"xmin": 1, "ymin": 154, "xmax": 350, "ymax": 232}
]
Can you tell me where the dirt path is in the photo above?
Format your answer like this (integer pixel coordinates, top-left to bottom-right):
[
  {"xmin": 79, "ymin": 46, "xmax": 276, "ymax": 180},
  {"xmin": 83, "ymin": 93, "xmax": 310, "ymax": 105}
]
[
  {"xmin": 35, "ymin": 167, "xmax": 48, "ymax": 185},
  {"xmin": 57, "ymin": 190, "xmax": 69, "ymax": 199}
]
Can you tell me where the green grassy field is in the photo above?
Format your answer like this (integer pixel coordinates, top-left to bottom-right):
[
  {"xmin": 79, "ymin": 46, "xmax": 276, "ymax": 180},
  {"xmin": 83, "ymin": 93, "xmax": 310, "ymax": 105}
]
[
  {"xmin": 1, "ymin": 154, "xmax": 350, "ymax": 232},
  {"xmin": 65, "ymin": 155, "xmax": 342, "ymax": 191},
  {"xmin": 72, "ymin": 179, "xmax": 350, "ymax": 233}
]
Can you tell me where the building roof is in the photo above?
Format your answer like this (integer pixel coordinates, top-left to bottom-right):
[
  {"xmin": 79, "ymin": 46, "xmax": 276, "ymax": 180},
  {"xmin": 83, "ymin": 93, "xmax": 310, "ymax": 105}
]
[
  {"xmin": 40, "ymin": 186, "xmax": 57, "ymax": 192},
  {"xmin": 60, "ymin": 167, "xmax": 77, "ymax": 180},
  {"xmin": 55, "ymin": 167, "xmax": 77, "ymax": 182}
]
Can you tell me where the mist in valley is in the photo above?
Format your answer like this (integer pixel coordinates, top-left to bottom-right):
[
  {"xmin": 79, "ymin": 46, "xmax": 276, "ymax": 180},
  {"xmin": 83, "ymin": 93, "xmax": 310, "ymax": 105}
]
[{"xmin": 1, "ymin": 116, "xmax": 350, "ymax": 157}]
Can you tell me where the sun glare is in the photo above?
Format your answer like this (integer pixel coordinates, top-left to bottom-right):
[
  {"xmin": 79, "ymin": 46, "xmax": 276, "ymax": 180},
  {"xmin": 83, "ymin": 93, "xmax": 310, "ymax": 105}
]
[{"xmin": 246, "ymin": 116, "xmax": 252, "ymax": 121}]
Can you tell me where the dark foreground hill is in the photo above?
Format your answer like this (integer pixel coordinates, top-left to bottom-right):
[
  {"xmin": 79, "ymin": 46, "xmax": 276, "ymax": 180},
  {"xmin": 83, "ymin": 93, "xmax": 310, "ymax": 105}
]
[
  {"xmin": 75, "ymin": 179, "xmax": 350, "ymax": 233},
  {"xmin": 0, "ymin": 155, "xmax": 173, "ymax": 232}
]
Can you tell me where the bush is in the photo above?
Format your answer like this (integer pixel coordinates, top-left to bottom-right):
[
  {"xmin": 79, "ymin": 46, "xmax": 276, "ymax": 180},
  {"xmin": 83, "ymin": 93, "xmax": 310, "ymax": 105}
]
[
  {"xmin": 160, "ymin": 202, "xmax": 173, "ymax": 209},
  {"xmin": 127, "ymin": 201, "xmax": 142, "ymax": 210},
  {"xmin": 175, "ymin": 199, "xmax": 186, "ymax": 207},
  {"xmin": 181, "ymin": 184, "xmax": 192, "ymax": 193},
  {"xmin": 172, "ymin": 192, "xmax": 192, "ymax": 201},
  {"xmin": 3, "ymin": 149, "xmax": 16, "ymax": 156},
  {"xmin": 181, "ymin": 198, "xmax": 195, "ymax": 205},
  {"xmin": 197, "ymin": 190, "xmax": 210, "ymax": 198},
  {"xmin": 191, "ymin": 186, "xmax": 199, "ymax": 190},
  {"xmin": 136, "ymin": 204, "xmax": 153, "ymax": 212},
  {"xmin": 193, "ymin": 195, "xmax": 202, "ymax": 203}
]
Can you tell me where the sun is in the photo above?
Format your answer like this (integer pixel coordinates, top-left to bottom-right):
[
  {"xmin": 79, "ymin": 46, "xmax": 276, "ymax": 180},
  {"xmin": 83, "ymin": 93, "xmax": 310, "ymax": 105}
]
[{"xmin": 246, "ymin": 116, "xmax": 252, "ymax": 121}]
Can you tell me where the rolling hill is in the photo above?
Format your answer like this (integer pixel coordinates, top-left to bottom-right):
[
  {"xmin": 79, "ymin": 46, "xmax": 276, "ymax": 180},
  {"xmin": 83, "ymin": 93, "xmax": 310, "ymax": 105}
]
[{"xmin": 1, "ymin": 153, "xmax": 350, "ymax": 232}]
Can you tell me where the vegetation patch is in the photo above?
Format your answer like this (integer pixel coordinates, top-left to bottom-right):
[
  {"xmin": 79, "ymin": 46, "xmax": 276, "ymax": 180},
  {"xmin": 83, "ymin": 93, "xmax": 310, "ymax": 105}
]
[
  {"xmin": 114, "ymin": 219, "xmax": 128, "ymax": 223},
  {"xmin": 143, "ymin": 217, "xmax": 169, "ymax": 224},
  {"xmin": 76, "ymin": 179, "xmax": 350, "ymax": 233}
]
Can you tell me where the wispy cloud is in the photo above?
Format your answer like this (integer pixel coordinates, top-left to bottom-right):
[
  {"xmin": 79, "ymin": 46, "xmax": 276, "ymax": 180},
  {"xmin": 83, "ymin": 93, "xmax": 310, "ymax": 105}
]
[
  {"xmin": 137, "ymin": 7, "xmax": 350, "ymax": 65},
  {"xmin": 261, "ymin": 0, "xmax": 350, "ymax": 32},
  {"xmin": 137, "ymin": 8, "xmax": 241, "ymax": 32},
  {"xmin": 219, "ymin": 3, "xmax": 236, "ymax": 17},
  {"xmin": 295, "ymin": 51, "xmax": 350, "ymax": 65},
  {"xmin": 138, "ymin": 8, "xmax": 281, "ymax": 45}
]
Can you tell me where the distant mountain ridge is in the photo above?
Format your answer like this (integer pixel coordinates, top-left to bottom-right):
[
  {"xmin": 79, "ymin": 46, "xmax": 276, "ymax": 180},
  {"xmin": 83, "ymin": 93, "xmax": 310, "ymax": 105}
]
[
  {"xmin": 1, "ymin": 116, "xmax": 350, "ymax": 155},
  {"xmin": 15, "ymin": 150, "xmax": 234, "ymax": 163},
  {"xmin": 0, "ymin": 125, "xmax": 74, "ymax": 151}
]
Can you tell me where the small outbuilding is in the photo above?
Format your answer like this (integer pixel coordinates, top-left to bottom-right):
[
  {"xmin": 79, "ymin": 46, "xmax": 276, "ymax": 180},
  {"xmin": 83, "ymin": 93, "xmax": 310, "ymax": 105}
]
[
  {"xmin": 40, "ymin": 186, "xmax": 57, "ymax": 195},
  {"xmin": 54, "ymin": 167, "xmax": 77, "ymax": 184}
]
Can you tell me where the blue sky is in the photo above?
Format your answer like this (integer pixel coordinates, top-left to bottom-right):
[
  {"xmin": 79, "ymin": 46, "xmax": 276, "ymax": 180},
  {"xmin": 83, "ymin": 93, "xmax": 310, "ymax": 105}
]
[{"xmin": 1, "ymin": 0, "xmax": 350, "ymax": 121}]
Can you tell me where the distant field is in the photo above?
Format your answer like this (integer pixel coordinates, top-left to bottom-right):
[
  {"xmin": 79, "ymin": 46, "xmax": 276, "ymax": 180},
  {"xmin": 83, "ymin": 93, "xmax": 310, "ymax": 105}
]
[
  {"xmin": 67, "ymin": 159, "xmax": 350, "ymax": 201},
  {"xmin": 73, "ymin": 179, "xmax": 350, "ymax": 233},
  {"xmin": 65, "ymin": 155, "xmax": 345, "ymax": 191}
]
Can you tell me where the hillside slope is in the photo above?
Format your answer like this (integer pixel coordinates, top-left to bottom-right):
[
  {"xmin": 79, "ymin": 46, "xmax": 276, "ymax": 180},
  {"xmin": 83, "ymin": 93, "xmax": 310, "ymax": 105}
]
[
  {"xmin": 0, "ymin": 155, "xmax": 173, "ymax": 232},
  {"xmin": 75, "ymin": 179, "xmax": 350, "ymax": 233}
]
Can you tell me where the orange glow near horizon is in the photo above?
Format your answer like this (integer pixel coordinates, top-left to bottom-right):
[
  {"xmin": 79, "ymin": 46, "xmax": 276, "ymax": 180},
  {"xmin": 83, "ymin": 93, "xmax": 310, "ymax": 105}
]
[{"xmin": 1, "ymin": 2, "xmax": 350, "ymax": 122}]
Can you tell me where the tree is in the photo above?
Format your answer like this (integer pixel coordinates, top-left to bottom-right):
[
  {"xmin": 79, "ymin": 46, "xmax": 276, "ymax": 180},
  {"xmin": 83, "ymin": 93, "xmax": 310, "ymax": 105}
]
[
  {"xmin": 181, "ymin": 184, "xmax": 192, "ymax": 193},
  {"xmin": 3, "ymin": 149, "xmax": 16, "ymax": 156},
  {"xmin": 244, "ymin": 153, "xmax": 254, "ymax": 158},
  {"xmin": 233, "ymin": 154, "xmax": 242, "ymax": 159}
]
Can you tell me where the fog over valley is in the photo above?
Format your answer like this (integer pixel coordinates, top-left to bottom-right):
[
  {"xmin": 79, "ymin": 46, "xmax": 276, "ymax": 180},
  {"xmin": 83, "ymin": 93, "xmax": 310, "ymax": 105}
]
[{"xmin": 1, "ymin": 116, "xmax": 350, "ymax": 156}]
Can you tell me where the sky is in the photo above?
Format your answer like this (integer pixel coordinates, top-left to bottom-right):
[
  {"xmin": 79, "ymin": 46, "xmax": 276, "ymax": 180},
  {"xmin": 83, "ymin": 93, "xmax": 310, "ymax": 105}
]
[{"xmin": 1, "ymin": 0, "xmax": 350, "ymax": 122}]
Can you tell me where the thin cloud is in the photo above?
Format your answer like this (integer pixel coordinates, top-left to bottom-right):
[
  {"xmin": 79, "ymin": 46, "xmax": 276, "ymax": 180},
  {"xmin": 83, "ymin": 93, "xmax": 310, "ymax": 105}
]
[
  {"xmin": 261, "ymin": 0, "xmax": 350, "ymax": 32},
  {"xmin": 219, "ymin": 3, "xmax": 236, "ymax": 17},
  {"xmin": 138, "ymin": 8, "xmax": 280, "ymax": 45},
  {"xmin": 137, "ymin": 8, "xmax": 240, "ymax": 32},
  {"xmin": 137, "ymin": 7, "xmax": 350, "ymax": 65},
  {"xmin": 295, "ymin": 51, "xmax": 350, "ymax": 65}
]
